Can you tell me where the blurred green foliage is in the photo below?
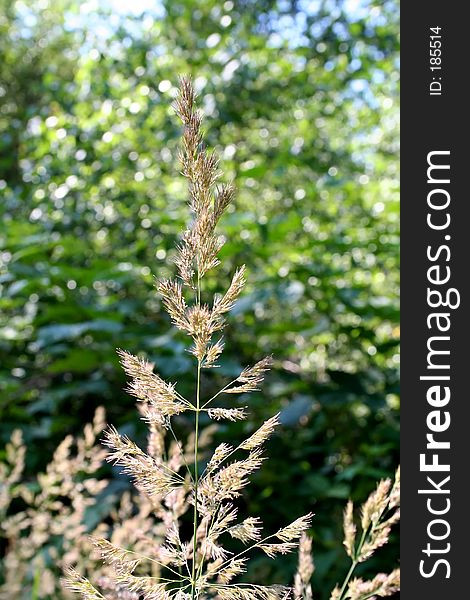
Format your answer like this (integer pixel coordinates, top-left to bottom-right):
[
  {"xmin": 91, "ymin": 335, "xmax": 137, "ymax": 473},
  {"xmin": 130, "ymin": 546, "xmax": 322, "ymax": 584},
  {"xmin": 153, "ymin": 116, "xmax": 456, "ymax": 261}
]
[{"xmin": 0, "ymin": 0, "xmax": 399, "ymax": 596}]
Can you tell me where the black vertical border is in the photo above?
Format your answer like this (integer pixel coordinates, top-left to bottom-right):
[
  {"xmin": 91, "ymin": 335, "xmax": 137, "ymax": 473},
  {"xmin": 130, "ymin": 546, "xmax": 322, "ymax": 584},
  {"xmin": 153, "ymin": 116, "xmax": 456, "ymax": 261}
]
[{"xmin": 401, "ymin": 2, "xmax": 468, "ymax": 597}]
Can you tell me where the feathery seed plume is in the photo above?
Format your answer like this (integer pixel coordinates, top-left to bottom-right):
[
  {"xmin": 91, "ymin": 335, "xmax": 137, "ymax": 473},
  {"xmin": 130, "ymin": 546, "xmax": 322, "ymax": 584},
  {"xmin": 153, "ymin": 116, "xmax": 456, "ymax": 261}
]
[
  {"xmin": 343, "ymin": 500, "xmax": 356, "ymax": 559},
  {"xmin": 294, "ymin": 533, "xmax": 314, "ymax": 600},
  {"xmin": 240, "ymin": 414, "xmax": 280, "ymax": 451},
  {"xmin": 228, "ymin": 517, "xmax": 263, "ymax": 544},
  {"xmin": 62, "ymin": 567, "xmax": 105, "ymax": 600},
  {"xmin": 225, "ymin": 356, "xmax": 273, "ymax": 394},
  {"xmin": 277, "ymin": 513, "xmax": 313, "ymax": 543},
  {"xmin": 117, "ymin": 349, "xmax": 187, "ymax": 417},
  {"xmin": 208, "ymin": 407, "xmax": 248, "ymax": 421}
]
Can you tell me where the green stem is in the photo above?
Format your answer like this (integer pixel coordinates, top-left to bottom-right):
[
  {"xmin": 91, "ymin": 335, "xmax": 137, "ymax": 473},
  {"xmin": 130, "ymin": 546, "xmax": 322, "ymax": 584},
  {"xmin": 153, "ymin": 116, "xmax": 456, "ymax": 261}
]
[
  {"xmin": 196, "ymin": 502, "xmax": 219, "ymax": 583},
  {"xmin": 167, "ymin": 421, "xmax": 195, "ymax": 484},
  {"xmin": 200, "ymin": 377, "xmax": 239, "ymax": 409},
  {"xmin": 338, "ymin": 528, "xmax": 368, "ymax": 600},
  {"xmin": 338, "ymin": 560, "xmax": 357, "ymax": 600},
  {"xmin": 189, "ymin": 265, "xmax": 204, "ymax": 600},
  {"xmin": 191, "ymin": 360, "xmax": 201, "ymax": 598}
]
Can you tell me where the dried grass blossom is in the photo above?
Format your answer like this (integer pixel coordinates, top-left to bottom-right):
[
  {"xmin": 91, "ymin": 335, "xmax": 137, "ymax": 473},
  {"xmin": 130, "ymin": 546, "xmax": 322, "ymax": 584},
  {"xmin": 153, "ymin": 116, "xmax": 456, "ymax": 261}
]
[{"xmin": 62, "ymin": 76, "xmax": 313, "ymax": 600}]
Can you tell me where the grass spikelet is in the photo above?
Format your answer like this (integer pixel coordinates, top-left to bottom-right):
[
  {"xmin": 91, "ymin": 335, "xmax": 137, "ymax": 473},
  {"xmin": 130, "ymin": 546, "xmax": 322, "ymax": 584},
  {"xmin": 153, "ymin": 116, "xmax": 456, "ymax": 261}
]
[
  {"xmin": 294, "ymin": 533, "xmax": 314, "ymax": 600},
  {"xmin": 62, "ymin": 567, "xmax": 105, "ymax": 600}
]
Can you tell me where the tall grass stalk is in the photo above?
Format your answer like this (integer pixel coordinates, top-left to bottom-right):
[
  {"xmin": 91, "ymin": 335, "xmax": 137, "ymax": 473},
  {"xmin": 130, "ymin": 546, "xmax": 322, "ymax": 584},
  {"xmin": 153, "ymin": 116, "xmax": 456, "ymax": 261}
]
[{"xmin": 63, "ymin": 76, "xmax": 312, "ymax": 600}]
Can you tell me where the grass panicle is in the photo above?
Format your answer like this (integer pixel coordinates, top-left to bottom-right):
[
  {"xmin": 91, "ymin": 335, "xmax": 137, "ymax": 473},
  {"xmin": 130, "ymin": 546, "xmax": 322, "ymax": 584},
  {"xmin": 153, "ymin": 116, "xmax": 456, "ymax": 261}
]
[{"xmin": 63, "ymin": 76, "xmax": 312, "ymax": 600}]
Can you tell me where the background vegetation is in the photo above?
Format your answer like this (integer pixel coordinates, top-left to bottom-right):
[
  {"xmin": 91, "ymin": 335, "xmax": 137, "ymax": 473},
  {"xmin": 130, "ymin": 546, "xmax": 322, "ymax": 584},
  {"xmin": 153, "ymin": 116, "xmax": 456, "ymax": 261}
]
[{"xmin": 0, "ymin": 0, "xmax": 399, "ymax": 596}]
